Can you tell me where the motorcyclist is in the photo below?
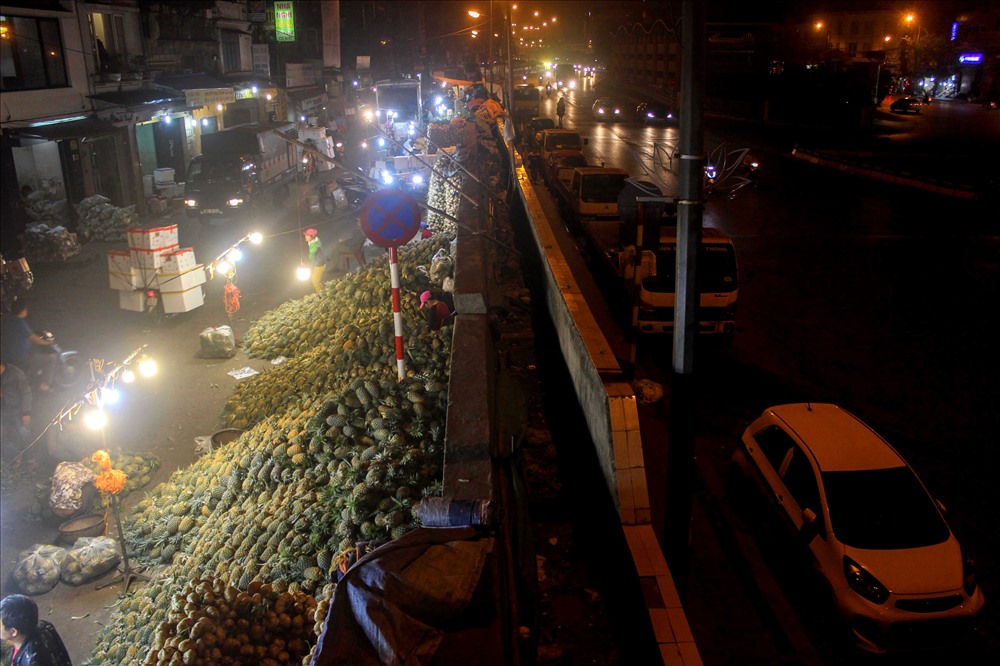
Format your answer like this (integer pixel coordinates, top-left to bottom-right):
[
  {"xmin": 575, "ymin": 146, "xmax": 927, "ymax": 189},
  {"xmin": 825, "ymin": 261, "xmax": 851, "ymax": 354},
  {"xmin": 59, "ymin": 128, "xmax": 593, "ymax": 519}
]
[
  {"xmin": 556, "ymin": 96, "xmax": 566, "ymax": 127},
  {"xmin": 545, "ymin": 83, "xmax": 552, "ymax": 97},
  {"xmin": 2, "ymin": 298, "xmax": 55, "ymax": 394}
]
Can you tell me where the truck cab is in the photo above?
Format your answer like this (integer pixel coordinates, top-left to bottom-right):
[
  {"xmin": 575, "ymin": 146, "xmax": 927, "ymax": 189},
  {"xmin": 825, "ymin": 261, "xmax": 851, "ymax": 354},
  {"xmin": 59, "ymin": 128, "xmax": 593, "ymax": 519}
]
[
  {"xmin": 627, "ymin": 226, "xmax": 738, "ymax": 338},
  {"xmin": 557, "ymin": 167, "xmax": 630, "ymax": 222},
  {"xmin": 539, "ymin": 128, "xmax": 587, "ymax": 164}
]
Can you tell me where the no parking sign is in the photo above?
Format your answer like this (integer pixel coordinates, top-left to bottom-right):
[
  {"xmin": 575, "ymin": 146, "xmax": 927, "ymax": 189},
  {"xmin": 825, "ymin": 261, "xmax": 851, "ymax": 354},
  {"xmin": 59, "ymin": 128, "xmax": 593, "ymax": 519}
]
[
  {"xmin": 359, "ymin": 189, "xmax": 422, "ymax": 248},
  {"xmin": 358, "ymin": 189, "xmax": 424, "ymax": 380}
]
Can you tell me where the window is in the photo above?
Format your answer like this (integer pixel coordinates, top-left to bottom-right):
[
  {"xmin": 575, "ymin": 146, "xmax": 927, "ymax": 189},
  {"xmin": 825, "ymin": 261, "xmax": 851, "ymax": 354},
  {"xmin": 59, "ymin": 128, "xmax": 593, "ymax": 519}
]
[
  {"xmin": 221, "ymin": 30, "xmax": 241, "ymax": 73},
  {"xmin": 783, "ymin": 448, "xmax": 821, "ymax": 514},
  {"xmin": 1, "ymin": 15, "xmax": 68, "ymax": 91},
  {"xmin": 90, "ymin": 12, "xmax": 126, "ymax": 73},
  {"xmin": 753, "ymin": 426, "xmax": 794, "ymax": 473}
]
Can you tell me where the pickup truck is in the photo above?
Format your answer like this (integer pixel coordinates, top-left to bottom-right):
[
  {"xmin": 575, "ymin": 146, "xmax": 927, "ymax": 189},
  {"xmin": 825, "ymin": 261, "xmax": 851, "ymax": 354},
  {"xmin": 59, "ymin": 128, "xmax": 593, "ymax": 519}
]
[
  {"xmin": 184, "ymin": 122, "xmax": 297, "ymax": 219},
  {"xmin": 552, "ymin": 166, "xmax": 630, "ymax": 225},
  {"xmin": 542, "ymin": 149, "xmax": 589, "ymax": 194}
]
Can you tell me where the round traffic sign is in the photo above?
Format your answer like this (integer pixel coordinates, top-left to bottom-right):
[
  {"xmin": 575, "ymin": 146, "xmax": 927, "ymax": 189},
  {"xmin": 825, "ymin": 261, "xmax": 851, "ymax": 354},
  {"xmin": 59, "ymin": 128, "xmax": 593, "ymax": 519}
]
[{"xmin": 358, "ymin": 189, "xmax": 422, "ymax": 248}]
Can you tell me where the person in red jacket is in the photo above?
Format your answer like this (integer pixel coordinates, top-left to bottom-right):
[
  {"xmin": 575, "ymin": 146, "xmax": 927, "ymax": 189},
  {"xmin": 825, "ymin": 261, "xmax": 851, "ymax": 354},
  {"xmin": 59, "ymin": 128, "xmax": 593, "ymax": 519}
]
[{"xmin": 1, "ymin": 594, "xmax": 72, "ymax": 665}]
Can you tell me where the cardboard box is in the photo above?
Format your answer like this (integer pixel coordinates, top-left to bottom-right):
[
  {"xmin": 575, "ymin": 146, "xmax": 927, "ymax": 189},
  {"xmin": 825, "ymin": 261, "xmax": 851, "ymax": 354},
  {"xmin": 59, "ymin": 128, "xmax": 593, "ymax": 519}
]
[
  {"xmin": 128, "ymin": 224, "xmax": 179, "ymax": 250},
  {"xmin": 107, "ymin": 250, "xmax": 132, "ymax": 274},
  {"xmin": 161, "ymin": 248, "xmax": 197, "ymax": 273},
  {"xmin": 161, "ymin": 285, "xmax": 204, "ymax": 313},
  {"xmin": 130, "ymin": 244, "xmax": 178, "ymax": 269},
  {"xmin": 109, "ymin": 267, "xmax": 143, "ymax": 290},
  {"xmin": 157, "ymin": 264, "xmax": 206, "ymax": 292},
  {"xmin": 119, "ymin": 289, "xmax": 146, "ymax": 312}
]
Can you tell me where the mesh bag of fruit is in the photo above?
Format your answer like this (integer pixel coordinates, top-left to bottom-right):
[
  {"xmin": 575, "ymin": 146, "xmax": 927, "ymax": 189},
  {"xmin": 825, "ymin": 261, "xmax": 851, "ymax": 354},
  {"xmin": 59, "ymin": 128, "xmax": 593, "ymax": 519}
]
[{"xmin": 13, "ymin": 544, "xmax": 68, "ymax": 595}]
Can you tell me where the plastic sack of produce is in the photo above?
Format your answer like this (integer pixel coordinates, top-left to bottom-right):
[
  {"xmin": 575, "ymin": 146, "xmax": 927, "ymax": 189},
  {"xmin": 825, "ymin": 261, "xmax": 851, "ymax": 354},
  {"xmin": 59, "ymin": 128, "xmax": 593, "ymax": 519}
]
[
  {"xmin": 199, "ymin": 325, "xmax": 237, "ymax": 358},
  {"xmin": 49, "ymin": 461, "xmax": 97, "ymax": 518},
  {"xmin": 13, "ymin": 544, "xmax": 68, "ymax": 595},
  {"xmin": 60, "ymin": 536, "xmax": 120, "ymax": 585},
  {"xmin": 429, "ymin": 248, "xmax": 454, "ymax": 284}
]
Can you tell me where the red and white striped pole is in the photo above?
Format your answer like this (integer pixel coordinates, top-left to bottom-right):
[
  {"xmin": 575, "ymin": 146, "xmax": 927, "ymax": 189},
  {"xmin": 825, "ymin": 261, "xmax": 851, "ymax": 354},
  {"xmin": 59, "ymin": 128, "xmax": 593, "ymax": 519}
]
[{"xmin": 389, "ymin": 246, "xmax": 405, "ymax": 380}]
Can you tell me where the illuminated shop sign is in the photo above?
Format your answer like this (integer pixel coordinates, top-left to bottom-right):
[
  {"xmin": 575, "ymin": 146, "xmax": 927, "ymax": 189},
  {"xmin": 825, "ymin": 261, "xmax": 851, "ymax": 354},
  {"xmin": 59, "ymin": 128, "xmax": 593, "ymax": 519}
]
[
  {"xmin": 275, "ymin": 1, "xmax": 295, "ymax": 42},
  {"xmin": 958, "ymin": 53, "xmax": 983, "ymax": 64}
]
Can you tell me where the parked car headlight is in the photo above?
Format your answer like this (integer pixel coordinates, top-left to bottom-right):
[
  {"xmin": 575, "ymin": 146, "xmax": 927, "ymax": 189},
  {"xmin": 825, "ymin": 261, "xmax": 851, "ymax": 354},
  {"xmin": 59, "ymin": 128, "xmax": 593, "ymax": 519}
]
[
  {"xmin": 844, "ymin": 556, "xmax": 889, "ymax": 605},
  {"xmin": 184, "ymin": 198, "xmax": 197, "ymax": 207},
  {"xmin": 227, "ymin": 198, "xmax": 244, "ymax": 207}
]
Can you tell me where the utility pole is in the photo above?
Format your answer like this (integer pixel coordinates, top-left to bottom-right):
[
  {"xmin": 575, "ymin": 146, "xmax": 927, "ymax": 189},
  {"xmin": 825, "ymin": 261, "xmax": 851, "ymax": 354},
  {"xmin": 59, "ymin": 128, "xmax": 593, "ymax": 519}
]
[{"xmin": 663, "ymin": 0, "xmax": 705, "ymax": 599}]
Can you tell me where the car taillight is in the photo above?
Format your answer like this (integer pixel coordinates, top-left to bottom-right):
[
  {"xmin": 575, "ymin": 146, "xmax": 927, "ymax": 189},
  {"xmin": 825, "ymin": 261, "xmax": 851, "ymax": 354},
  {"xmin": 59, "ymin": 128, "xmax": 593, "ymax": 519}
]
[
  {"xmin": 146, "ymin": 290, "xmax": 157, "ymax": 299},
  {"xmin": 963, "ymin": 556, "xmax": 979, "ymax": 596},
  {"xmin": 844, "ymin": 556, "xmax": 889, "ymax": 605}
]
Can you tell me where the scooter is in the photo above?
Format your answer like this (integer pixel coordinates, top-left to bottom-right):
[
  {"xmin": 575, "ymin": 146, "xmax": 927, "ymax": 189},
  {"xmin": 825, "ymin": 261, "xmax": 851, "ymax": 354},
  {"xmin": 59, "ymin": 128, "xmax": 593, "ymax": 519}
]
[
  {"xmin": 545, "ymin": 84, "xmax": 552, "ymax": 97},
  {"xmin": 38, "ymin": 331, "xmax": 84, "ymax": 389},
  {"xmin": 336, "ymin": 175, "xmax": 376, "ymax": 207}
]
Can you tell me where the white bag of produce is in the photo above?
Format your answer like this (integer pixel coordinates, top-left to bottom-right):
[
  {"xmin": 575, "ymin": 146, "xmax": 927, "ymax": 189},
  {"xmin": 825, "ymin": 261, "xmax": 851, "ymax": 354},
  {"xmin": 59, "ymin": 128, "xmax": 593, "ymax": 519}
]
[
  {"xmin": 60, "ymin": 536, "xmax": 120, "ymax": 585},
  {"xmin": 199, "ymin": 325, "xmax": 236, "ymax": 358},
  {"xmin": 13, "ymin": 544, "xmax": 67, "ymax": 595}
]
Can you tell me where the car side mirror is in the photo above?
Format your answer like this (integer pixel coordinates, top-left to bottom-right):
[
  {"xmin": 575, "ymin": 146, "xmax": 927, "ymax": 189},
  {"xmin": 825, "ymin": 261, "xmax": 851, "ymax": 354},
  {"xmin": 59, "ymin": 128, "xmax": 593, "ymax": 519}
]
[{"xmin": 801, "ymin": 508, "xmax": 821, "ymax": 541}]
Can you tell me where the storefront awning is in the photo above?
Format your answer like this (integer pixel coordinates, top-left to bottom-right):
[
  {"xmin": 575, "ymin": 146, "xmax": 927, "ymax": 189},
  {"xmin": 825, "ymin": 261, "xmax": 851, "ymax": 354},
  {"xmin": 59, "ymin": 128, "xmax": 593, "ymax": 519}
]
[
  {"xmin": 287, "ymin": 86, "xmax": 327, "ymax": 111},
  {"xmin": 155, "ymin": 73, "xmax": 229, "ymax": 91},
  {"xmin": 88, "ymin": 90, "xmax": 183, "ymax": 108},
  {"xmin": 11, "ymin": 116, "xmax": 121, "ymax": 141}
]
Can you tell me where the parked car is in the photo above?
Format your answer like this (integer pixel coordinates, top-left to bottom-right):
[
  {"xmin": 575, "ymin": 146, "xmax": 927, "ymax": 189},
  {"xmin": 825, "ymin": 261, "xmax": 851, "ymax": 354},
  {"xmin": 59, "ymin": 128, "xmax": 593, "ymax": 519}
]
[
  {"xmin": 542, "ymin": 149, "xmax": 590, "ymax": 193},
  {"xmin": 635, "ymin": 101, "xmax": 677, "ymax": 123},
  {"xmin": 889, "ymin": 97, "xmax": 923, "ymax": 114},
  {"xmin": 733, "ymin": 403, "xmax": 985, "ymax": 653},
  {"xmin": 591, "ymin": 98, "xmax": 623, "ymax": 121}
]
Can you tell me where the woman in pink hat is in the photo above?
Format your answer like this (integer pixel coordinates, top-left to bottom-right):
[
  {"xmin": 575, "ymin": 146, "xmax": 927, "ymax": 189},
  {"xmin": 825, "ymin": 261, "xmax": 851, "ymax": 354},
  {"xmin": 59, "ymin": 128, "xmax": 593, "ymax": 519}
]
[
  {"xmin": 419, "ymin": 291, "xmax": 452, "ymax": 331},
  {"xmin": 303, "ymin": 228, "xmax": 327, "ymax": 293}
]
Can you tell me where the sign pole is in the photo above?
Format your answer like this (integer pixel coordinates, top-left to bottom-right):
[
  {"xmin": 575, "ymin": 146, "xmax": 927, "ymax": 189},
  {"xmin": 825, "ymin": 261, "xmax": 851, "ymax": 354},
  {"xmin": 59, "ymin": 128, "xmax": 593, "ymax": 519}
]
[{"xmin": 389, "ymin": 246, "xmax": 405, "ymax": 380}]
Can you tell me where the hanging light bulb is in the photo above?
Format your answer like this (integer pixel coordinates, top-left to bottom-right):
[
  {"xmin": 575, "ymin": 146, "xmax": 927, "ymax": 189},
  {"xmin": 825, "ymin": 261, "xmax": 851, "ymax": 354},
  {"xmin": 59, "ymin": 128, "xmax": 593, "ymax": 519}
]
[
  {"xmin": 249, "ymin": 231, "xmax": 263, "ymax": 244},
  {"xmin": 216, "ymin": 259, "xmax": 231, "ymax": 274},
  {"xmin": 121, "ymin": 368, "xmax": 136, "ymax": 383},
  {"xmin": 100, "ymin": 387, "xmax": 121, "ymax": 405},
  {"xmin": 84, "ymin": 408, "xmax": 107, "ymax": 430},
  {"xmin": 230, "ymin": 248, "xmax": 243, "ymax": 262},
  {"xmin": 296, "ymin": 264, "xmax": 311, "ymax": 281},
  {"xmin": 139, "ymin": 357, "xmax": 157, "ymax": 377}
]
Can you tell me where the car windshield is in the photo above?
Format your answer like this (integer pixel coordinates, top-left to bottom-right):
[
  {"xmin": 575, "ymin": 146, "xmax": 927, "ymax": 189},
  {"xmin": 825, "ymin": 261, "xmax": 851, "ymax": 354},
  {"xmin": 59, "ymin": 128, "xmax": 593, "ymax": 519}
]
[
  {"xmin": 822, "ymin": 467, "xmax": 950, "ymax": 549},
  {"xmin": 187, "ymin": 157, "xmax": 242, "ymax": 183},
  {"xmin": 645, "ymin": 243, "xmax": 737, "ymax": 293},
  {"xmin": 580, "ymin": 173, "xmax": 628, "ymax": 202},
  {"xmin": 546, "ymin": 134, "xmax": 581, "ymax": 150}
]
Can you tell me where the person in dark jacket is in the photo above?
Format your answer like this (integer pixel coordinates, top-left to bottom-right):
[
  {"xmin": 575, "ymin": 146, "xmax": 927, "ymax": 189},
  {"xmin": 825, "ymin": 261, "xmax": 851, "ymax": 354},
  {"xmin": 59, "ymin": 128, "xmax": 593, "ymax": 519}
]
[
  {"xmin": 0, "ymin": 594, "xmax": 73, "ymax": 665},
  {"xmin": 2, "ymin": 299, "xmax": 55, "ymax": 394},
  {"xmin": 419, "ymin": 290, "xmax": 453, "ymax": 331}
]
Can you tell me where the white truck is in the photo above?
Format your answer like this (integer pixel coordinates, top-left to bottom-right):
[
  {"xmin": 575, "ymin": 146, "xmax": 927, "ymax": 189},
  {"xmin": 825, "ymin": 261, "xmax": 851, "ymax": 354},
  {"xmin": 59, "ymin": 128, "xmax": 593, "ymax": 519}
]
[{"xmin": 555, "ymin": 166, "xmax": 739, "ymax": 339}]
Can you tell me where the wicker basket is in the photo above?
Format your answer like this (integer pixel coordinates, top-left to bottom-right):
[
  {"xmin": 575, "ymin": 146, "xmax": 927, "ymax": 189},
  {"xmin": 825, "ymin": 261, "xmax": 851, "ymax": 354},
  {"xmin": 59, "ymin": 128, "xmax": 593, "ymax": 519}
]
[
  {"xmin": 58, "ymin": 511, "xmax": 107, "ymax": 544},
  {"xmin": 211, "ymin": 428, "xmax": 245, "ymax": 447}
]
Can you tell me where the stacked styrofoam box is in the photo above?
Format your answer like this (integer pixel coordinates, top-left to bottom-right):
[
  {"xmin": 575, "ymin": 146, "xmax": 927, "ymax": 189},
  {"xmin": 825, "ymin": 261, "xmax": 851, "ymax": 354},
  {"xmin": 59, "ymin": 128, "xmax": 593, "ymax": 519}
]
[
  {"xmin": 128, "ymin": 224, "xmax": 179, "ymax": 271},
  {"xmin": 162, "ymin": 285, "xmax": 205, "ymax": 313},
  {"xmin": 160, "ymin": 248, "xmax": 196, "ymax": 274},
  {"xmin": 108, "ymin": 224, "xmax": 204, "ymax": 313},
  {"xmin": 157, "ymin": 264, "xmax": 207, "ymax": 294}
]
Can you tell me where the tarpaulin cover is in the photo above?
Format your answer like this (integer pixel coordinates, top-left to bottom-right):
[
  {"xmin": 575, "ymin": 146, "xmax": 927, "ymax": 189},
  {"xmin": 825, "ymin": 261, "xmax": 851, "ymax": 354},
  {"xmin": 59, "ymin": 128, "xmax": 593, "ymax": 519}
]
[{"xmin": 310, "ymin": 526, "xmax": 501, "ymax": 666}]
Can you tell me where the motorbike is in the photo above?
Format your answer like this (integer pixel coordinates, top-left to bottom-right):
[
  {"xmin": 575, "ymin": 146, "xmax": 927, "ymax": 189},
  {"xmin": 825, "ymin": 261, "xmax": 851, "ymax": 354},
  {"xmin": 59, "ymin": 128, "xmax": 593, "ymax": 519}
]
[
  {"xmin": 545, "ymin": 84, "xmax": 552, "ymax": 97},
  {"xmin": 38, "ymin": 331, "xmax": 84, "ymax": 389},
  {"xmin": 316, "ymin": 181, "xmax": 338, "ymax": 215},
  {"xmin": 336, "ymin": 174, "xmax": 376, "ymax": 208}
]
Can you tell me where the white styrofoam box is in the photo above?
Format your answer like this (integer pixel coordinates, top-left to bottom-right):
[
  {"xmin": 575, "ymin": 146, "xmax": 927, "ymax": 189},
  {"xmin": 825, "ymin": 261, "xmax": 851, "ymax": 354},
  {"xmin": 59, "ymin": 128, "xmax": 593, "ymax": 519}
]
[
  {"xmin": 161, "ymin": 285, "xmax": 204, "ymax": 313},
  {"xmin": 157, "ymin": 264, "xmax": 206, "ymax": 293},
  {"xmin": 128, "ymin": 224, "xmax": 179, "ymax": 250},
  {"xmin": 143, "ymin": 175, "xmax": 154, "ymax": 198},
  {"xmin": 119, "ymin": 289, "xmax": 145, "ymax": 312},
  {"xmin": 130, "ymin": 244, "xmax": 178, "ymax": 269},
  {"xmin": 107, "ymin": 250, "xmax": 132, "ymax": 274},
  {"xmin": 160, "ymin": 247, "xmax": 197, "ymax": 274},
  {"xmin": 109, "ymin": 267, "xmax": 144, "ymax": 291},
  {"xmin": 153, "ymin": 167, "xmax": 175, "ymax": 184}
]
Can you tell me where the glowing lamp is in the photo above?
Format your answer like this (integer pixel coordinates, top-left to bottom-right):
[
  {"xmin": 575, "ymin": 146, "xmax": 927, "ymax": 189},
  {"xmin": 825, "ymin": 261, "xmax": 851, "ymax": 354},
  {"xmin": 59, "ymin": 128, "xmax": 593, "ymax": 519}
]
[
  {"xmin": 139, "ymin": 357, "xmax": 157, "ymax": 377},
  {"xmin": 216, "ymin": 259, "xmax": 231, "ymax": 274},
  {"xmin": 229, "ymin": 248, "xmax": 243, "ymax": 262},
  {"xmin": 121, "ymin": 368, "xmax": 135, "ymax": 383},
  {"xmin": 296, "ymin": 264, "xmax": 311, "ymax": 281},
  {"xmin": 249, "ymin": 231, "xmax": 263, "ymax": 244},
  {"xmin": 84, "ymin": 409, "xmax": 107, "ymax": 430},
  {"xmin": 100, "ymin": 387, "xmax": 121, "ymax": 405}
]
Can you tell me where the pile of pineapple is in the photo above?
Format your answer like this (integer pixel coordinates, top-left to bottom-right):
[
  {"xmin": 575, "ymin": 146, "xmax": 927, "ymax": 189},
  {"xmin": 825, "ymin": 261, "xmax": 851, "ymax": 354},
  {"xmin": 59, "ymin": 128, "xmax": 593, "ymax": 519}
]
[{"xmin": 89, "ymin": 234, "xmax": 459, "ymax": 665}]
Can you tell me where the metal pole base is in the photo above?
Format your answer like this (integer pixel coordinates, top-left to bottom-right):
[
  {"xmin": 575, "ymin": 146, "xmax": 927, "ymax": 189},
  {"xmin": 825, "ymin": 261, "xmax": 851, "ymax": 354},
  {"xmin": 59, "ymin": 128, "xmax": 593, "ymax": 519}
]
[{"xmin": 95, "ymin": 567, "xmax": 150, "ymax": 595}]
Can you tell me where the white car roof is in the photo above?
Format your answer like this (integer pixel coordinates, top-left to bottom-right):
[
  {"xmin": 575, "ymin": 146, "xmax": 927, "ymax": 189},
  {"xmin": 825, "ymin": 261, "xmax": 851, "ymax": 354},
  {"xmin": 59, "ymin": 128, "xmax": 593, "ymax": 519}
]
[{"xmin": 766, "ymin": 403, "xmax": 906, "ymax": 472}]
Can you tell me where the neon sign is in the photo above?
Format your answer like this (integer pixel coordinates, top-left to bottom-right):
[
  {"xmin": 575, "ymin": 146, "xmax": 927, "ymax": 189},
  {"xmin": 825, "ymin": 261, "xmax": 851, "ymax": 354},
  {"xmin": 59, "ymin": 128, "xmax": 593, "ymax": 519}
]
[{"xmin": 958, "ymin": 53, "xmax": 983, "ymax": 64}]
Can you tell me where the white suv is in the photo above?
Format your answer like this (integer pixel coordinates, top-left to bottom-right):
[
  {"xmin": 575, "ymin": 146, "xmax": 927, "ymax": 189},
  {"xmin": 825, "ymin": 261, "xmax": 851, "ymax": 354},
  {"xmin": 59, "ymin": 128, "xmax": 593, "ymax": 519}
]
[{"xmin": 734, "ymin": 403, "xmax": 985, "ymax": 653}]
